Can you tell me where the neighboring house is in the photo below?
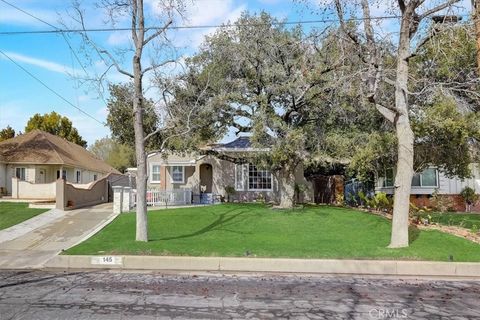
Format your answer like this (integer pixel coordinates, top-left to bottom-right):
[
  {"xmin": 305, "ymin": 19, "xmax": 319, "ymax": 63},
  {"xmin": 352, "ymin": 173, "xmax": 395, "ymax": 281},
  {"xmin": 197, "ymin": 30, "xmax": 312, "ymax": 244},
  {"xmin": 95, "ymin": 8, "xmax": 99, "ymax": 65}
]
[
  {"xmin": 375, "ymin": 164, "xmax": 480, "ymax": 211},
  {"xmin": 142, "ymin": 137, "xmax": 312, "ymax": 203},
  {"xmin": 0, "ymin": 130, "xmax": 120, "ymax": 199}
]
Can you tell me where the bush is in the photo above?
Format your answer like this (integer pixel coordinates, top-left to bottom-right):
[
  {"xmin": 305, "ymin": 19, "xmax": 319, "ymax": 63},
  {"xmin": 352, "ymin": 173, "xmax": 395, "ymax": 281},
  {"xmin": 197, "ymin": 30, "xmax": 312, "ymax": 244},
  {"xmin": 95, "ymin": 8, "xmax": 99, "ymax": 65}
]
[
  {"xmin": 460, "ymin": 187, "xmax": 479, "ymax": 212},
  {"xmin": 357, "ymin": 192, "xmax": 392, "ymax": 212},
  {"xmin": 410, "ymin": 203, "xmax": 431, "ymax": 224},
  {"xmin": 224, "ymin": 185, "xmax": 236, "ymax": 202},
  {"xmin": 430, "ymin": 189, "xmax": 454, "ymax": 212}
]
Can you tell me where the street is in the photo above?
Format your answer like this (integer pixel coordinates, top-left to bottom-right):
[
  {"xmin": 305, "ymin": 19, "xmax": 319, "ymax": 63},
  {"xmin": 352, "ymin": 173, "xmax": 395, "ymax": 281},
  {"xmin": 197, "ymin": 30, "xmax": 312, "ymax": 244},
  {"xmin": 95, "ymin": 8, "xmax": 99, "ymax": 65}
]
[{"xmin": 0, "ymin": 271, "xmax": 479, "ymax": 319}]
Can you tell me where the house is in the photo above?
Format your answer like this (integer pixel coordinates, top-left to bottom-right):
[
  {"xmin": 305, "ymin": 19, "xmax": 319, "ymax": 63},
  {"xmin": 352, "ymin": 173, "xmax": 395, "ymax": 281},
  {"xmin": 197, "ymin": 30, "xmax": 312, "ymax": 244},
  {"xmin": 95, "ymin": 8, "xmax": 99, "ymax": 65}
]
[
  {"xmin": 0, "ymin": 130, "xmax": 120, "ymax": 199},
  {"xmin": 375, "ymin": 164, "xmax": 480, "ymax": 211},
  {"xmin": 143, "ymin": 136, "xmax": 312, "ymax": 204}
]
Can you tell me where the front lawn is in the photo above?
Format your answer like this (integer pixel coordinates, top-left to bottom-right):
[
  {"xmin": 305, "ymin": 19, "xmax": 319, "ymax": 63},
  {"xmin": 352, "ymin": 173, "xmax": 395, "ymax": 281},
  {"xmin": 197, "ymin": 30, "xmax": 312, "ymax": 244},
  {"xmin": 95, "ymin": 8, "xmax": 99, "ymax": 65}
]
[
  {"xmin": 0, "ymin": 202, "xmax": 48, "ymax": 230},
  {"xmin": 422, "ymin": 212, "xmax": 480, "ymax": 231},
  {"xmin": 65, "ymin": 204, "xmax": 480, "ymax": 261}
]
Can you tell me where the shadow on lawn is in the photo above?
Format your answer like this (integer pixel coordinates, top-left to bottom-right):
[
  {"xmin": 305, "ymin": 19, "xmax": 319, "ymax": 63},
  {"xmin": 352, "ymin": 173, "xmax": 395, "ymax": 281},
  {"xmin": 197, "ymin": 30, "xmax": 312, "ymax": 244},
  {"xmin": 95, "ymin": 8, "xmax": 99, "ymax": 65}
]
[{"xmin": 151, "ymin": 208, "xmax": 250, "ymax": 241}]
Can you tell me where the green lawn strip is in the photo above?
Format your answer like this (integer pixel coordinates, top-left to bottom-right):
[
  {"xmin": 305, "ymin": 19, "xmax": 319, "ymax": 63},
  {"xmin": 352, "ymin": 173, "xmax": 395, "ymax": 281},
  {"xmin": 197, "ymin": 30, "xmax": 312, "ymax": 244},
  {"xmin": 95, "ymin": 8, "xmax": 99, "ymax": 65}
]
[
  {"xmin": 421, "ymin": 212, "xmax": 480, "ymax": 230},
  {"xmin": 65, "ymin": 204, "xmax": 480, "ymax": 262},
  {"xmin": 0, "ymin": 202, "xmax": 48, "ymax": 230}
]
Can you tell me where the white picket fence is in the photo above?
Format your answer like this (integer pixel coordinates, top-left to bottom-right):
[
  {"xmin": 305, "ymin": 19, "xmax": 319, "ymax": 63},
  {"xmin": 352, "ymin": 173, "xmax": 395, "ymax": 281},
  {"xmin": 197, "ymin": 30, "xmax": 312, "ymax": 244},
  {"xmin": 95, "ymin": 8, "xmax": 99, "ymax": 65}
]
[{"xmin": 141, "ymin": 189, "xmax": 192, "ymax": 206}]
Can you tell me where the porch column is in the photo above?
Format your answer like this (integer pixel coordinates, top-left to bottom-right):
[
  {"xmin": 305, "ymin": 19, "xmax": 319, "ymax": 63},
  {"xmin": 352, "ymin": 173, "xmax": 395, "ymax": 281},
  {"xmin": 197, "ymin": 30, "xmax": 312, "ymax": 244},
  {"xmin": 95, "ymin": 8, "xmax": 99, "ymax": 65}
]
[
  {"xmin": 112, "ymin": 186, "xmax": 123, "ymax": 214},
  {"xmin": 122, "ymin": 187, "xmax": 132, "ymax": 212}
]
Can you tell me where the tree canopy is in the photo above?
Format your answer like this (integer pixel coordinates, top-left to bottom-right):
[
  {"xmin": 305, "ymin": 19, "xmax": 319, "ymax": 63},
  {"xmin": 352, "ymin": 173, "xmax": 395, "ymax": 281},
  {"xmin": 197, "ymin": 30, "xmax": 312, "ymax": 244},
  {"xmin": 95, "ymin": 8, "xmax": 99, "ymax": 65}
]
[
  {"xmin": 89, "ymin": 137, "xmax": 135, "ymax": 173},
  {"xmin": 25, "ymin": 112, "xmax": 87, "ymax": 147},
  {"xmin": 106, "ymin": 83, "xmax": 159, "ymax": 150},
  {"xmin": 0, "ymin": 126, "xmax": 15, "ymax": 142}
]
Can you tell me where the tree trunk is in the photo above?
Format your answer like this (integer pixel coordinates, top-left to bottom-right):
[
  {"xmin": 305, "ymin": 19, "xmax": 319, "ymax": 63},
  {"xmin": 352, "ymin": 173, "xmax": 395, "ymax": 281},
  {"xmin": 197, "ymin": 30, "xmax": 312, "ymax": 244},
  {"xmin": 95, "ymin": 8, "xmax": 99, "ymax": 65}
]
[
  {"xmin": 389, "ymin": 8, "xmax": 415, "ymax": 248},
  {"xmin": 474, "ymin": 0, "xmax": 480, "ymax": 75},
  {"xmin": 277, "ymin": 165, "xmax": 296, "ymax": 208},
  {"xmin": 133, "ymin": 57, "xmax": 148, "ymax": 242},
  {"xmin": 133, "ymin": 0, "xmax": 148, "ymax": 242}
]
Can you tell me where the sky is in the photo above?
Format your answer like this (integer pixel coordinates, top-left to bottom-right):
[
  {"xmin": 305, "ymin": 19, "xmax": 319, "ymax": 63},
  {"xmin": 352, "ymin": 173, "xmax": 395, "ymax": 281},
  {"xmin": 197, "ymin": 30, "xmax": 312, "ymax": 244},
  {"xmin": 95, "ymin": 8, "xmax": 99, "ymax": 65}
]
[{"xmin": 0, "ymin": 0, "xmax": 473, "ymax": 146}]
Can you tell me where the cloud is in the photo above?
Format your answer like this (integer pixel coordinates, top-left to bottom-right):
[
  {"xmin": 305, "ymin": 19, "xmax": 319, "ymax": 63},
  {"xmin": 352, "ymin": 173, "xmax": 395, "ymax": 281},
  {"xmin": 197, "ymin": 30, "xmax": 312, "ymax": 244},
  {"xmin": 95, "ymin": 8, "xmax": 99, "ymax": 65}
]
[
  {"xmin": 0, "ymin": 6, "xmax": 58, "ymax": 27},
  {"xmin": 258, "ymin": 0, "xmax": 283, "ymax": 4},
  {"xmin": 174, "ymin": 0, "xmax": 247, "ymax": 48},
  {"xmin": 107, "ymin": 31, "xmax": 132, "ymax": 46},
  {"xmin": 186, "ymin": 0, "xmax": 239, "ymax": 26},
  {"xmin": 1, "ymin": 51, "xmax": 82, "ymax": 75}
]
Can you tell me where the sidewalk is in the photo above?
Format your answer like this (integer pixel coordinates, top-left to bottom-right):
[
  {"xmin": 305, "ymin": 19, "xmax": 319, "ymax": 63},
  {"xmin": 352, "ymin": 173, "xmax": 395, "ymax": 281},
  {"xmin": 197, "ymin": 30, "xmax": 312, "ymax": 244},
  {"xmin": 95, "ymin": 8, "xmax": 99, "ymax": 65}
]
[
  {"xmin": 0, "ymin": 203, "xmax": 118, "ymax": 269},
  {"xmin": 0, "ymin": 208, "xmax": 64, "ymax": 244}
]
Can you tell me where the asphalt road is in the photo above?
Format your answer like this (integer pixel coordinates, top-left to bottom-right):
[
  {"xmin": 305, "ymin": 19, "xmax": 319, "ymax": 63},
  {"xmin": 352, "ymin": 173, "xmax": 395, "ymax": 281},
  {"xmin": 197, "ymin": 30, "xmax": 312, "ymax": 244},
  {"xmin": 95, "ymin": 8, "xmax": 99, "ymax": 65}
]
[{"xmin": 0, "ymin": 271, "xmax": 479, "ymax": 319}]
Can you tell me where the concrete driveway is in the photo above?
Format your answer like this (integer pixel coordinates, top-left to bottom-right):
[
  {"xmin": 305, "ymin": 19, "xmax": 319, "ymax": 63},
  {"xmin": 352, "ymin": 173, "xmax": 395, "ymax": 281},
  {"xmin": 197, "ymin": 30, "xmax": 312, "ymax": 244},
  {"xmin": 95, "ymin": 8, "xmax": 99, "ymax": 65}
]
[{"xmin": 0, "ymin": 203, "xmax": 117, "ymax": 269}]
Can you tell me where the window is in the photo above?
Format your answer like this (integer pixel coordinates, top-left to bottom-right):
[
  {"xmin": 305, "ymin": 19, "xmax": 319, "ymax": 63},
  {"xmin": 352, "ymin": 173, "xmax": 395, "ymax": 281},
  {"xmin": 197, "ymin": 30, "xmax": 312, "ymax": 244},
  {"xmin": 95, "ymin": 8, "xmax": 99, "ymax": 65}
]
[
  {"xmin": 235, "ymin": 164, "xmax": 245, "ymax": 191},
  {"xmin": 382, "ymin": 168, "xmax": 438, "ymax": 188},
  {"xmin": 15, "ymin": 167, "xmax": 26, "ymax": 181},
  {"xmin": 171, "ymin": 166, "xmax": 184, "ymax": 183},
  {"xmin": 76, "ymin": 170, "xmax": 81, "ymax": 183},
  {"xmin": 93, "ymin": 174, "xmax": 98, "ymax": 181},
  {"xmin": 412, "ymin": 168, "xmax": 438, "ymax": 187},
  {"xmin": 382, "ymin": 169, "xmax": 394, "ymax": 187},
  {"xmin": 248, "ymin": 164, "xmax": 272, "ymax": 190},
  {"xmin": 56, "ymin": 170, "xmax": 67, "ymax": 180},
  {"xmin": 151, "ymin": 165, "xmax": 161, "ymax": 183}
]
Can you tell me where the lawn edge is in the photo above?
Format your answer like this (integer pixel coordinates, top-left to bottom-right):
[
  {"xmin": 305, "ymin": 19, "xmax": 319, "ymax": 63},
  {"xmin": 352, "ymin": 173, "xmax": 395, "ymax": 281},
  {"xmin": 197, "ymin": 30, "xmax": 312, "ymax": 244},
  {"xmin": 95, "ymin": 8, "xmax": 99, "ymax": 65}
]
[{"xmin": 42, "ymin": 255, "xmax": 480, "ymax": 278}]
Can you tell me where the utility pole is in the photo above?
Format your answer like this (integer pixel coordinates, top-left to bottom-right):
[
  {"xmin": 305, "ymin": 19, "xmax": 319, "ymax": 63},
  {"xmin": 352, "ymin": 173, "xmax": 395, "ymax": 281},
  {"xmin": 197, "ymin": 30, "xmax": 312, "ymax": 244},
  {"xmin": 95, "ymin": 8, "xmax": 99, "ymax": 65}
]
[{"xmin": 474, "ymin": 0, "xmax": 480, "ymax": 75}]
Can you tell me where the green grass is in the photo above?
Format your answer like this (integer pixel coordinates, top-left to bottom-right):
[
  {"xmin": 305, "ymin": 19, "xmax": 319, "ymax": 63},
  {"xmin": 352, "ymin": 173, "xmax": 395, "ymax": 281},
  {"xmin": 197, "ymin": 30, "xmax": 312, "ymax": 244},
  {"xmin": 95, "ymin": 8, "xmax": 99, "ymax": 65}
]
[
  {"xmin": 65, "ymin": 203, "xmax": 480, "ymax": 262},
  {"xmin": 421, "ymin": 212, "xmax": 480, "ymax": 231},
  {"xmin": 0, "ymin": 202, "xmax": 48, "ymax": 230}
]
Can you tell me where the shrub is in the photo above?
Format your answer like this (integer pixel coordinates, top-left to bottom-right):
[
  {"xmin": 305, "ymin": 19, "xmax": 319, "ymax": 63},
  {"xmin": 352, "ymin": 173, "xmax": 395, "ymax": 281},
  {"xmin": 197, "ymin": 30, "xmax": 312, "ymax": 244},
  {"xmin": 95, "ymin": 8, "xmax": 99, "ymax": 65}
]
[
  {"xmin": 357, "ymin": 191, "xmax": 368, "ymax": 207},
  {"xmin": 224, "ymin": 185, "xmax": 236, "ymax": 202},
  {"xmin": 460, "ymin": 187, "xmax": 479, "ymax": 212},
  {"xmin": 430, "ymin": 189, "xmax": 454, "ymax": 212},
  {"xmin": 335, "ymin": 193, "xmax": 345, "ymax": 206}
]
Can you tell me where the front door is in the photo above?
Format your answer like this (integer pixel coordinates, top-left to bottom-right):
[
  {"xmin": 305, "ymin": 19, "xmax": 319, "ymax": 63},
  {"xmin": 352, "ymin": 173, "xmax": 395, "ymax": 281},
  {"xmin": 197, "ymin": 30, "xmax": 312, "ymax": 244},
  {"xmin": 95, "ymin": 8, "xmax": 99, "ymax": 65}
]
[
  {"xmin": 199, "ymin": 164, "xmax": 213, "ymax": 193},
  {"xmin": 38, "ymin": 169, "xmax": 46, "ymax": 183}
]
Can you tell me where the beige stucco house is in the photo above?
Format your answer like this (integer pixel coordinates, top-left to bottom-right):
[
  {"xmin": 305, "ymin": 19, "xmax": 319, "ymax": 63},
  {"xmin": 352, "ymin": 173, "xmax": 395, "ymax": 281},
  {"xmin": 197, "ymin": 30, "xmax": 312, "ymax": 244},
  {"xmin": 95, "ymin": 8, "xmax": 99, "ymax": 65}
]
[
  {"xmin": 142, "ymin": 137, "xmax": 312, "ymax": 203},
  {"xmin": 0, "ymin": 130, "xmax": 120, "ymax": 199}
]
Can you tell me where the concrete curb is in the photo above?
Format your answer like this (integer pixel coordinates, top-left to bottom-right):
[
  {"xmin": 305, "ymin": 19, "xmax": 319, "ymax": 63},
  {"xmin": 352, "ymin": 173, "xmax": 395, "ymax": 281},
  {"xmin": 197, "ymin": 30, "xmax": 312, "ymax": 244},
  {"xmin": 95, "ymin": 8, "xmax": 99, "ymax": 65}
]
[{"xmin": 43, "ymin": 255, "xmax": 480, "ymax": 278}]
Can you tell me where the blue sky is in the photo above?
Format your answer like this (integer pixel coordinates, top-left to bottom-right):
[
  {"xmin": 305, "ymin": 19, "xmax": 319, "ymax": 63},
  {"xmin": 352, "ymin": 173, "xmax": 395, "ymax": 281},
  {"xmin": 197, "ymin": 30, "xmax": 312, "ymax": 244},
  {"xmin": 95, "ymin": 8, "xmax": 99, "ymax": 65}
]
[{"xmin": 0, "ymin": 0, "xmax": 472, "ymax": 145}]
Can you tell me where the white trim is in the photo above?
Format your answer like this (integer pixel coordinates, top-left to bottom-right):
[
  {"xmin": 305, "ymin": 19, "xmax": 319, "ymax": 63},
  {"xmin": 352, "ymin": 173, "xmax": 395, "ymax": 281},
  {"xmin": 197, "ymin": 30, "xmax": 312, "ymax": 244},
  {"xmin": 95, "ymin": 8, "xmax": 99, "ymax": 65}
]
[
  {"xmin": 150, "ymin": 163, "xmax": 162, "ymax": 184},
  {"xmin": 170, "ymin": 165, "xmax": 185, "ymax": 184},
  {"xmin": 234, "ymin": 163, "xmax": 245, "ymax": 191},
  {"xmin": 164, "ymin": 160, "xmax": 196, "ymax": 166}
]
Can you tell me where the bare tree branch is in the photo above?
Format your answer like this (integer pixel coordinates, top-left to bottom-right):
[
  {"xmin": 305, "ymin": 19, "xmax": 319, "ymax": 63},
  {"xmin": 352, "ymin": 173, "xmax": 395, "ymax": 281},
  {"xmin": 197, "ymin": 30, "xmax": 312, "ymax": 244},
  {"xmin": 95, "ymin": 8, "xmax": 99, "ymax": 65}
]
[
  {"xmin": 144, "ymin": 19, "xmax": 173, "ymax": 46},
  {"xmin": 419, "ymin": 0, "xmax": 461, "ymax": 20}
]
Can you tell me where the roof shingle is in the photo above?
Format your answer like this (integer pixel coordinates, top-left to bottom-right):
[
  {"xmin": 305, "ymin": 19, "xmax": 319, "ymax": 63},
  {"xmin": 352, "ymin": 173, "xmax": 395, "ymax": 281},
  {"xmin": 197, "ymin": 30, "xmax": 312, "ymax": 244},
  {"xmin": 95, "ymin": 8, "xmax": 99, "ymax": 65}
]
[{"xmin": 0, "ymin": 130, "xmax": 120, "ymax": 174}]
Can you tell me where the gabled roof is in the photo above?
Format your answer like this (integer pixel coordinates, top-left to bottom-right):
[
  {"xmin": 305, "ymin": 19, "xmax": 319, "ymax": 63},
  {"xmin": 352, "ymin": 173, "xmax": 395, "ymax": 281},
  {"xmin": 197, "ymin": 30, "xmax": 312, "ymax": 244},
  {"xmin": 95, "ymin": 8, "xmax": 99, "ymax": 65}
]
[
  {"xmin": 208, "ymin": 136, "xmax": 270, "ymax": 152},
  {"xmin": 221, "ymin": 136, "xmax": 252, "ymax": 149},
  {"xmin": 0, "ymin": 130, "xmax": 120, "ymax": 174}
]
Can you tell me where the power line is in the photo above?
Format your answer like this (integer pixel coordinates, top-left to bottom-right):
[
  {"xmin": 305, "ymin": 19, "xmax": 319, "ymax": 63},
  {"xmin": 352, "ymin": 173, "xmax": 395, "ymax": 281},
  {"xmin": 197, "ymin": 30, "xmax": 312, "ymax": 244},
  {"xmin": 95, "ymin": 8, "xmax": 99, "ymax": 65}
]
[
  {"xmin": 0, "ymin": 0, "xmax": 109, "ymax": 118},
  {"xmin": 0, "ymin": 16, "xmax": 406, "ymax": 36},
  {"xmin": 0, "ymin": 0, "xmax": 57, "ymax": 29},
  {"xmin": 0, "ymin": 0, "xmax": 88, "ymax": 75},
  {"xmin": 0, "ymin": 50, "xmax": 105, "ymax": 126}
]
